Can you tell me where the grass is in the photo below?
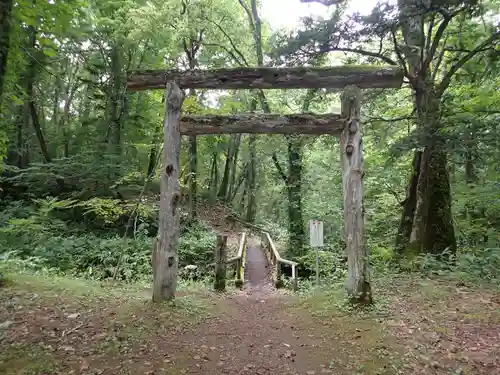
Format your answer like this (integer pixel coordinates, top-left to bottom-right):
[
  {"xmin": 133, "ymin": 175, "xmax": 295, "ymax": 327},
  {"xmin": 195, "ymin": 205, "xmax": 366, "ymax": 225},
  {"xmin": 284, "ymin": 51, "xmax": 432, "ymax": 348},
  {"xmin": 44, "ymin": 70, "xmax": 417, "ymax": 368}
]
[
  {"xmin": 288, "ymin": 274, "xmax": 500, "ymax": 375},
  {"xmin": 1, "ymin": 269, "xmax": 499, "ymax": 375},
  {"xmin": 0, "ymin": 270, "xmax": 214, "ymax": 375}
]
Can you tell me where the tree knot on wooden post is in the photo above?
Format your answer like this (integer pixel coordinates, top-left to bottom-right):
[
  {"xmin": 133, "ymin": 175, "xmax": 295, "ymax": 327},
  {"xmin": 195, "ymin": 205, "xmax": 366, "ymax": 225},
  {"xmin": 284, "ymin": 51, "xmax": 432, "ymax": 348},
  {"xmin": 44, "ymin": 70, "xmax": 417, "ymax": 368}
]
[
  {"xmin": 165, "ymin": 164, "xmax": 174, "ymax": 176},
  {"xmin": 346, "ymin": 143, "xmax": 354, "ymax": 155},
  {"xmin": 348, "ymin": 118, "xmax": 359, "ymax": 134}
]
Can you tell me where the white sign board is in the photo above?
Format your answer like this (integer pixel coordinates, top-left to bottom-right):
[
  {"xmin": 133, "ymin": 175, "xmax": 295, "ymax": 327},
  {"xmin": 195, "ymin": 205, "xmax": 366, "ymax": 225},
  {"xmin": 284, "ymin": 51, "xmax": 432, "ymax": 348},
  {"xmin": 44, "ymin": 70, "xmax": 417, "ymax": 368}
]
[{"xmin": 309, "ymin": 220, "xmax": 324, "ymax": 247}]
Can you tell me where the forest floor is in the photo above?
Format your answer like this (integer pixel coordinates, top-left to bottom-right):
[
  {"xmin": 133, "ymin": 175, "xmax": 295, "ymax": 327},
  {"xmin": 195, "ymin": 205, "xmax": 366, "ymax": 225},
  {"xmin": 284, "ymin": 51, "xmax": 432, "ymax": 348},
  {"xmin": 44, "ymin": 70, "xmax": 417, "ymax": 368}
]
[{"xmin": 1, "ymin": 261, "xmax": 500, "ymax": 375}]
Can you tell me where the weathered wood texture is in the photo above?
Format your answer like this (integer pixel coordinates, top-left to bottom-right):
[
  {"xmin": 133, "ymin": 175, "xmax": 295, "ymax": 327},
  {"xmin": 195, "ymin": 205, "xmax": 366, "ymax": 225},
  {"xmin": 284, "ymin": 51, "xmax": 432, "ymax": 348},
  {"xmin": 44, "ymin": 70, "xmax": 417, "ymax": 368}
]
[
  {"xmin": 180, "ymin": 114, "xmax": 345, "ymax": 135},
  {"xmin": 340, "ymin": 85, "xmax": 372, "ymax": 304},
  {"xmin": 127, "ymin": 66, "xmax": 404, "ymax": 91},
  {"xmin": 152, "ymin": 82, "xmax": 184, "ymax": 302},
  {"xmin": 214, "ymin": 235, "xmax": 228, "ymax": 291},
  {"xmin": 234, "ymin": 232, "xmax": 247, "ymax": 288},
  {"xmin": 261, "ymin": 232, "xmax": 298, "ymax": 291}
]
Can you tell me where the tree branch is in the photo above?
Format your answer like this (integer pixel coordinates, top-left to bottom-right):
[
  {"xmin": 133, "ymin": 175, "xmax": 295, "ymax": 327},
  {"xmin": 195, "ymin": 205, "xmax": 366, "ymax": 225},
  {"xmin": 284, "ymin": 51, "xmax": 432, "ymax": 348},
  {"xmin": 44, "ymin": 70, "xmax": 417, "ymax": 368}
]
[
  {"xmin": 365, "ymin": 115, "xmax": 414, "ymax": 124},
  {"xmin": 205, "ymin": 17, "xmax": 249, "ymax": 66},
  {"xmin": 318, "ymin": 46, "xmax": 397, "ymax": 65},
  {"xmin": 202, "ymin": 42, "xmax": 246, "ymax": 66},
  {"xmin": 430, "ymin": 36, "xmax": 447, "ymax": 83},
  {"xmin": 437, "ymin": 31, "xmax": 500, "ymax": 96},
  {"xmin": 272, "ymin": 152, "xmax": 289, "ymax": 184},
  {"xmin": 237, "ymin": 0, "xmax": 254, "ymax": 29},
  {"xmin": 421, "ymin": 11, "xmax": 453, "ymax": 74},
  {"xmin": 390, "ymin": 27, "xmax": 412, "ymax": 83}
]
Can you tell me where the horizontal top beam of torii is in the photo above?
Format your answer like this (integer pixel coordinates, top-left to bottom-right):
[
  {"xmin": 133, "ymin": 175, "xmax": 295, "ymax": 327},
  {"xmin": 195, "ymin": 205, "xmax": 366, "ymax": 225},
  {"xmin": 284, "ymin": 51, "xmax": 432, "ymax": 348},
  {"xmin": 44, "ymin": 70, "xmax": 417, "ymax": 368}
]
[{"xmin": 126, "ymin": 65, "xmax": 404, "ymax": 91}]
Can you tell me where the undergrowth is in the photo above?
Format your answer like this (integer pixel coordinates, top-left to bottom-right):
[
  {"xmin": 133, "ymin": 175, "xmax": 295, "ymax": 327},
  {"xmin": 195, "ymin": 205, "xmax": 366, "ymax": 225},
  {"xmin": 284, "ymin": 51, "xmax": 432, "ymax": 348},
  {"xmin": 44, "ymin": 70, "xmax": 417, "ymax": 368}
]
[{"xmin": 0, "ymin": 198, "xmax": 217, "ymax": 283}]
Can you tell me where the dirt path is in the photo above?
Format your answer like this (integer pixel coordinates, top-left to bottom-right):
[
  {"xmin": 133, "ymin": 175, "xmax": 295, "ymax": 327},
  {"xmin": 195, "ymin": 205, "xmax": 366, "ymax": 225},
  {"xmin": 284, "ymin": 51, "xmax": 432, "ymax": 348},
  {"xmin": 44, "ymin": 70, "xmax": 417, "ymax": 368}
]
[
  {"xmin": 166, "ymin": 247, "xmax": 374, "ymax": 375},
  {"xmin": 2, "ymin": 267, "xmax": 500, "ymax": 375}
]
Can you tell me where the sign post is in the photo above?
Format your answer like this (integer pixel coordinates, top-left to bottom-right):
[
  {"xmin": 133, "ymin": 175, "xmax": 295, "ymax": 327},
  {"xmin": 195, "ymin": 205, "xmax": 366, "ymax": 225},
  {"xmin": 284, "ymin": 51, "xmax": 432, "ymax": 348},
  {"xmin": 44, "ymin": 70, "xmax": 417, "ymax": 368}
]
[{"xmin": 309, "ymin": 220, "xmax": 324, "ymax": 285}]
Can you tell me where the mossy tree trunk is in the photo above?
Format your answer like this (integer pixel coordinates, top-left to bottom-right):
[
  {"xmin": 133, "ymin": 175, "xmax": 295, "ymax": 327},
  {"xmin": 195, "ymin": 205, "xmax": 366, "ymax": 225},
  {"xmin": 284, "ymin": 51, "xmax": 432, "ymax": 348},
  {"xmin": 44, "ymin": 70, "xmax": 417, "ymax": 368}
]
[
  {"xmin": 395, "ymin": 0, "xmax": 457, "ymax": 258},
  {"xmin": 0, "ymin": 0, "xmax": 13, "ymax": 104}
]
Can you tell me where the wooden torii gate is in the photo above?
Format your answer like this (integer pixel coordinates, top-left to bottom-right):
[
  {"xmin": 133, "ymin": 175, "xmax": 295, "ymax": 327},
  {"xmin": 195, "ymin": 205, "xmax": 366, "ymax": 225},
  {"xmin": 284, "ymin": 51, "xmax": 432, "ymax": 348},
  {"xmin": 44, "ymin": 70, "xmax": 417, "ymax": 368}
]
[{"xmin": 127, "ymin": 65, "xmax": 403, "ymax": 303}]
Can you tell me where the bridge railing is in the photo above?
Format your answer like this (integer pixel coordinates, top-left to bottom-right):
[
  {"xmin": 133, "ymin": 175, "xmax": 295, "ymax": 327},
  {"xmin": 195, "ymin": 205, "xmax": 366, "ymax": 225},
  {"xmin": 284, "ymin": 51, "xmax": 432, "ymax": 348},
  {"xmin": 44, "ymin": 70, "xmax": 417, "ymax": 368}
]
[
  {"xmin": 231, "ymin": 231, "xmax": 247, "ymax": 288},
  {"xmin": 261, "ymin": 232, "xmax": 298, "ymax": 291},
  {"xmin": 209, "ymin": 232, "xmax": 247, "ymax": 288}
]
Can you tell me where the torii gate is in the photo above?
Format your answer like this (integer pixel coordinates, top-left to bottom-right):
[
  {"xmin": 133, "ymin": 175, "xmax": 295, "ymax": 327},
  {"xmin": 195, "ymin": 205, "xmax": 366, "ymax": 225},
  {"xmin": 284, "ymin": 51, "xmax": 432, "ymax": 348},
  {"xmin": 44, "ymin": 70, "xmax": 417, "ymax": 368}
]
[{"xmin": 127, "ymin": 65, "xmax": 403, "ymax": 303}]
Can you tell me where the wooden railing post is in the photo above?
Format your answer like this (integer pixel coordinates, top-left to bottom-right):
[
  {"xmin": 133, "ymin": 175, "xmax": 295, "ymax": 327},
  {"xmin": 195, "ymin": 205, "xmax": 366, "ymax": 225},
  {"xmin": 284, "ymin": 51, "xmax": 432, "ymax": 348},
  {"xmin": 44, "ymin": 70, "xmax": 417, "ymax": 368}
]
[
  {"xmin": 235, "ymin": 232, "xmax": 246, "ymax": 289},
  {"xmin": 340, "ymin": 85, "xmax": 372, "ymax": 304},
  {"xmin": 291, "ymin": 264, "xmax": 297, "ymax": 291},
  {"xmin": 214, "ymin": 235, "xmax": 228, "ymax": 292}
]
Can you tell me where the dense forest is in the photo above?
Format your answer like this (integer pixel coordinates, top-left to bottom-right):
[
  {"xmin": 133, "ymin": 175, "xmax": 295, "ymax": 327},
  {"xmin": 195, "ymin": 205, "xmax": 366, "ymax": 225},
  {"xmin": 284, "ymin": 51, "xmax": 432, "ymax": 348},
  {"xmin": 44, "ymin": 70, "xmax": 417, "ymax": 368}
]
[{"xmin": 0, "ymin": 0, "xmax": 499, "ymax": 289}]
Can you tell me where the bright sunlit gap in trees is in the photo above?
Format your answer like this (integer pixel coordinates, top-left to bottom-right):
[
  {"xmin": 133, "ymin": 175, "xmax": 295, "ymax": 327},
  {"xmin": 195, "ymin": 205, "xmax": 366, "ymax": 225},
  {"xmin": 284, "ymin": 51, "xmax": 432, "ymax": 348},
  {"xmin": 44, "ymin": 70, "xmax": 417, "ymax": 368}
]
[{"xmin": 261, "ymin": 0, "xmax": 386, "ymax": 30}]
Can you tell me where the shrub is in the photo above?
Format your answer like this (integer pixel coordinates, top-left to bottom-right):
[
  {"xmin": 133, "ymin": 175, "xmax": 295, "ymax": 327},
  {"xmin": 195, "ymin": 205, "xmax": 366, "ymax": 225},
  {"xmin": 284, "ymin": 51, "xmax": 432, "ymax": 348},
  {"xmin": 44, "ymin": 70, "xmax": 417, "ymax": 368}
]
[{"xmin": 0, "ymin": 198, "xmax": 217, "ymax": 282}]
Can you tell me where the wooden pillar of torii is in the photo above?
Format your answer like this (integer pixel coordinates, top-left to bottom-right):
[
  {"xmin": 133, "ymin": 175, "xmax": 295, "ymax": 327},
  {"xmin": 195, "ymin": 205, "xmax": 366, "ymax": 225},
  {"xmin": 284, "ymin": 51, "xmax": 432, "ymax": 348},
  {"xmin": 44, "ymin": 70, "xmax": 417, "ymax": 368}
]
[{"xmin": 127, "ymin": 66, "xmax": 403, "ymax": 303}]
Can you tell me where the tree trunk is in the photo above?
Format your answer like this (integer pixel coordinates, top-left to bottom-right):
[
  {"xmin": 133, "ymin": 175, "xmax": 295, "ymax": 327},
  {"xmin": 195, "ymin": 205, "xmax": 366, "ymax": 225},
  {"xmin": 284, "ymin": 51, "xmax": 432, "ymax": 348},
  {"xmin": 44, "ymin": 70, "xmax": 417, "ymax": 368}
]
[
  {"xmin": 218, "ymin": 135, "xmax": 240, "ymax": 200},
  {"xmin": 226, "ymin": 134, "xmax": 241, "ymax": 202},
  {"xmin": 0, "ymin": 0, "xmax": 13, "ymax": 105},
  {"xmin": 30, "ymin": 103, "xmax": 52, "ymax": 163},
  {"xmin": 245, "ymin": 134, "xmax": 257, "ymax": 222},
  {"xmin": 209, "ymin": 151, "xmax": 218, "ymax": 203},
  {"xmin": 395, "ymin": 150, "xmax": 421, "ymax": 255},
  {"xmin": 152, "ymin": 82, "xmax": 184, "ymax": 302},
  {"xmin": 406, "ymin": 89, "xmax": 457, "ymax": 256},
  {"xmin": 183, "ymin": 36, "xmax": 203, "ymax": 222},
  {"xmin": 421, "ymin": 148, "xmax": 456, "ymax": 256},
  {"xmin": 214, "ymin": 235, "xmax": 228, "ymax": 291},
  {"xmin": 340, "ymin": 85, "xmax": 372, "ymax": 304},
  {"xmin": 395, "ymin": 0, "xmax": 456, "ymax": 258},
  {"xmin": 108, "ymin": 45, "xmax": 123, "ymax": 155},
  {"xmin": 146, "ymin": 124, "xmax": 162, "ymax": 178},
  {"xmin": 287, "ymin": 135, "xmax": 305, "ymax": 256},
  {"xmin": 22, "ymin": 26, "xmax": 51, "ymax": 164},
  {"xmin": 188, "ymin": 135, "xmax": 197, "ymax": 219}
]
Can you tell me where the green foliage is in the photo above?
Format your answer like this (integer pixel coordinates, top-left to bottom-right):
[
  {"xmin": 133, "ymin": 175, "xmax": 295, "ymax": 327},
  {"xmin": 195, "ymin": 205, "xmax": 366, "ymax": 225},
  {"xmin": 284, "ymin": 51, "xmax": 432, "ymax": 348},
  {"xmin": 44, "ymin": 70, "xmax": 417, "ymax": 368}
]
[
  {"xmin": 400, "ymin": 247, "xmax": 500, "ymax": 285},
  {"xmin": 0, "ymin": 199, "xmax": 217, "ymax": 282},
  {"xmin": 294, "ymin": 248, "xmax": 347, "ymax": 282}
]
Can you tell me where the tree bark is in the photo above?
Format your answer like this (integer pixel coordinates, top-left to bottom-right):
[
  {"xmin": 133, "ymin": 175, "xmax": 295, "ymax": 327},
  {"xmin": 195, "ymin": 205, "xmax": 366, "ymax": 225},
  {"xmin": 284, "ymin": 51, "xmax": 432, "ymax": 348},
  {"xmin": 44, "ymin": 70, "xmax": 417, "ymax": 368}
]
[
  {"xmin": 0, "ymin": 0, "xmax": 13, "ymax": 105},
  {"xmin": 395, "ymin": 0, "xmax": 457, "ymax": 257},
  {"xmin": 226, "ymin": 134, "xmax": 241, "ymax": 202},
  {"xmin": 127, "ymin": 66, "xmax": 404, "ymax": 91},
  {"xmin": 395, "ymin": 150, "xmax": 421, "ymax": 255},
  {"xmin": 286, "ymin": 135, "xmax": 305, "ymax": 256},
  {"xmin": 209, "ymin": 151, "xmax": 219, "ymax": 203},
  {"xmin": 245, "ymin": 133, "xmax": 257, "ymax": 223},
  {"xmin": 214, "ymin": 235, "xmax": 228, "ymax": 291},
  {"xmin": 340, "ymin": 85, "xmax": 372, "ymax": 304},
  {"xmin": 146, "ymin": 124, "xmax": 162, "ymax": 178},
  {"xmin": 152, "ymin": 82, "xmax": 184, "ymax": 302},
  {"xmin": 30, "ymin": 103, "xmax": 52, "ymax": 163},
  {"xmin": 188, "ymin": 134, "xmax": 197, "ymax": 219},
  {"xmin": 218, "ymin": 135, "xmax": 239, "ymax": 200},
  {"xmin": 108, "ymin": 45, "xmax": 123, "ymax": 155}
]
